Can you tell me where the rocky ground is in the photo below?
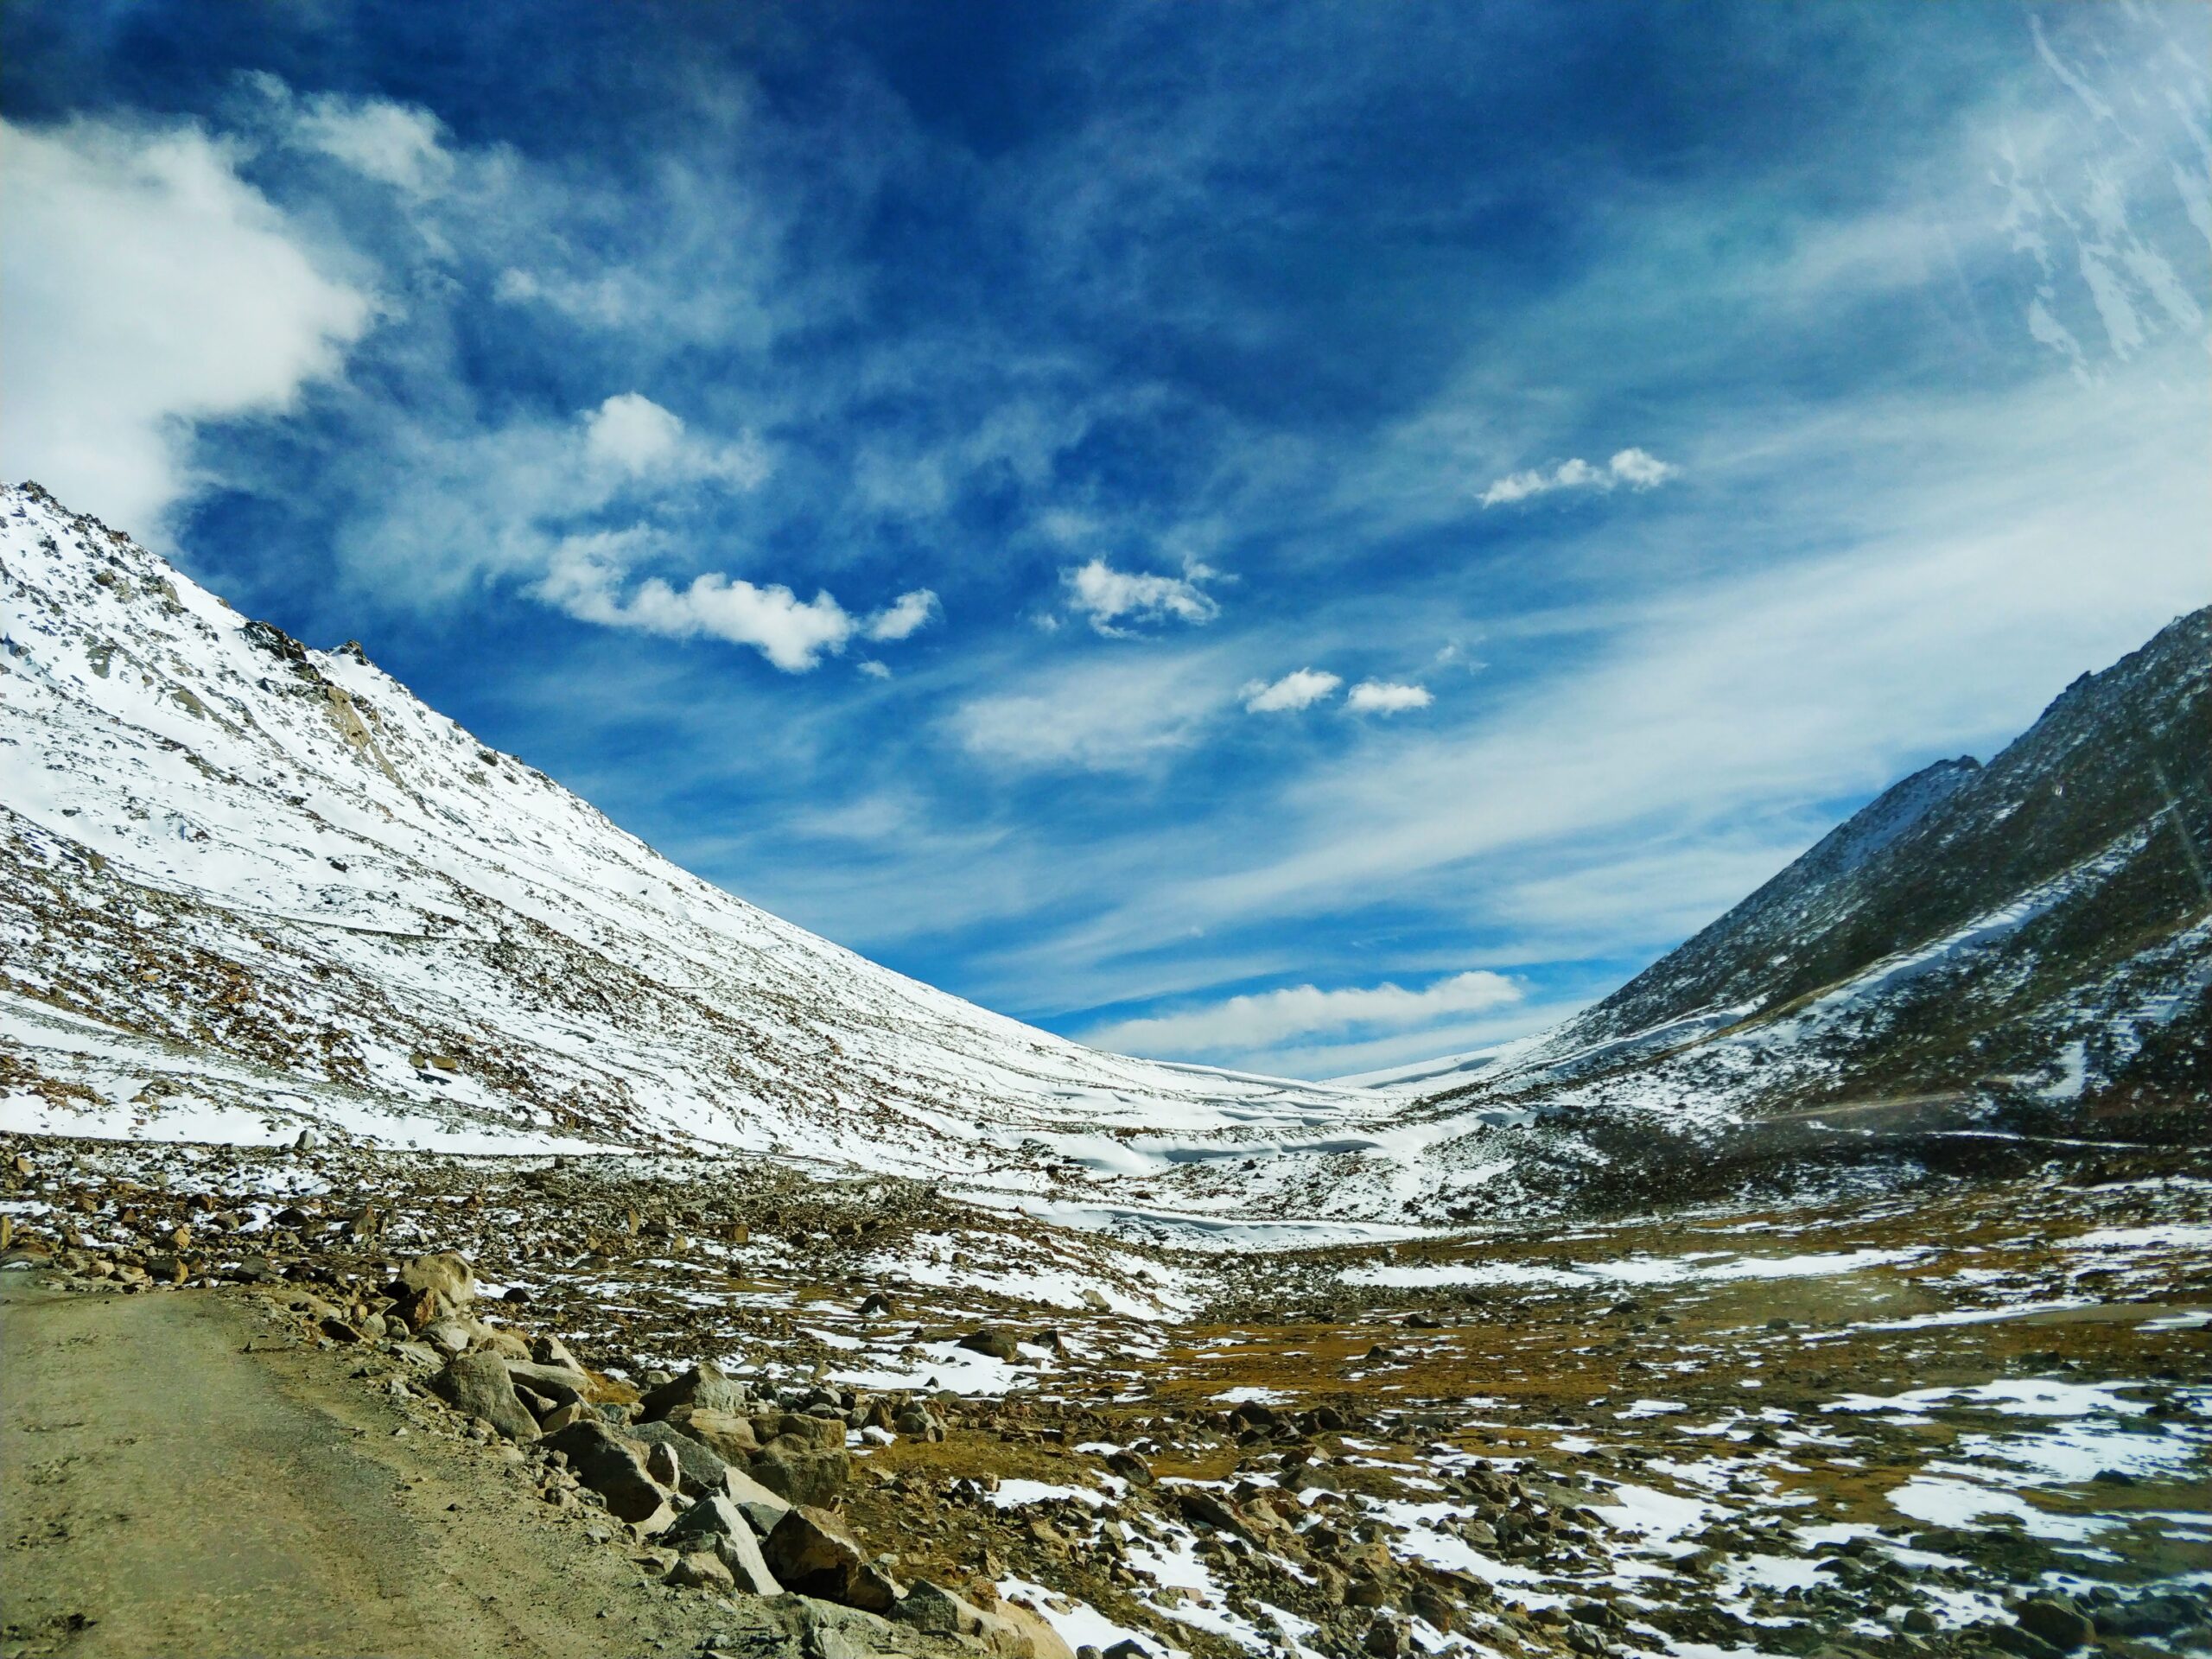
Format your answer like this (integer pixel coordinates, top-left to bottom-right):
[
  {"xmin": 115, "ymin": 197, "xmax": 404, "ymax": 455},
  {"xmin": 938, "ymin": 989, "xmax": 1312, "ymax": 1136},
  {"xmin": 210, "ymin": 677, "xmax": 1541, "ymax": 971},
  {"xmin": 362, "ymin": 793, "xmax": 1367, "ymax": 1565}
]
[{"xmin": 3, "ymin": 1131, "xmax": 2208, "ymax": 1659}]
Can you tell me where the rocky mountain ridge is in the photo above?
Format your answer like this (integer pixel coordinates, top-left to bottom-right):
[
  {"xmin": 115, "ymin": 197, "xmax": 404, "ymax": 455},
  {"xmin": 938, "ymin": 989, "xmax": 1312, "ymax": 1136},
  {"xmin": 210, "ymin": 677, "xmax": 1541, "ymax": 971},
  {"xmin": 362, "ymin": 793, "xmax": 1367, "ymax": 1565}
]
[{"xmin": 1413, "ymin": 603, "xmax": 2212, "ymax": 1154}]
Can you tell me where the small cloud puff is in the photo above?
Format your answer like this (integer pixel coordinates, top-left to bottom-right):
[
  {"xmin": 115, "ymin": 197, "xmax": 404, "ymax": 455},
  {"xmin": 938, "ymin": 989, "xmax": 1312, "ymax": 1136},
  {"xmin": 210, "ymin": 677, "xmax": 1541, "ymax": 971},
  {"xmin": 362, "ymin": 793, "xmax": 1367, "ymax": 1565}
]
[
  {"xmin": 1087, "ymin": 969, "xmax": 1522, "ymax": 1055},
  {"xmin": 865, "ymin": 588, "xmax": 940, "ymax": 642},
  {"xmin": 1243, "ymin": 668, "xmax": 1342, "ymax": 712},
  {"xmin": 856, "ymin": 660, "xmax": 892, "ymax": 680},
  {"xmin": 581, "ymin": 392, "xmax": 768, "ymax": 487},
  {"xmin": 1065, "ymin": 558, "xmax": 1218, "ymax": 633},
  {"xmin": 1346, "ymin": 680, "xmax": 1433, "ymax": 713},
  {"xmin": 1480, "ymin": 447, "xmax": 1678, "ymax": 507}
]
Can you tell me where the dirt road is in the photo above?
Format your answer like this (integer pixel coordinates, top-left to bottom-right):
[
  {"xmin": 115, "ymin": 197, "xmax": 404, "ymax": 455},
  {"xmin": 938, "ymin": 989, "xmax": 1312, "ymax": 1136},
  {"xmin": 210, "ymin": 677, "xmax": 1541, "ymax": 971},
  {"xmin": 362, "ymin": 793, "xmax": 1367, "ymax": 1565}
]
[{"xmin": 0, "ymin": 1274, "xmax": 785, "ymax": 1659}]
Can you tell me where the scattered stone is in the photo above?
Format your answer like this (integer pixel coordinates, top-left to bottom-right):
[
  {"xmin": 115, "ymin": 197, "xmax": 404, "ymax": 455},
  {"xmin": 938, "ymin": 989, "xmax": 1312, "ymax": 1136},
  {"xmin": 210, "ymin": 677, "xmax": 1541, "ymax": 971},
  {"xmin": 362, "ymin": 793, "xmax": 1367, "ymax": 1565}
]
[
  {"xmin": 761, "ymin": 1504, "xmax": 875, "ymax": 1605},
  {"xmin": 666, "ymin": 1550, "xmax": 735, "ymax": 1592},
  {"xmin": 665, "ymin": 1496, "xmax": 782, "ymax": 1595},
  {"xmin": 395, "ymin": 1251, "xmax": 476, "ymax": 1306},
  {"xmin": 428, "ymin": 1351, "xmax": 540, "ymax": 1443},
  {"xmin": 543, "ymin": 1421, "xmax": 675, "ymax": 1532},
  {"xmin": 2014, "ymin": 1598, "xmax": 2093, "ymax": 1651},
  {"xmin": 956, "ymin": 1325, "xmax": 1025, "ymax": 1362}
]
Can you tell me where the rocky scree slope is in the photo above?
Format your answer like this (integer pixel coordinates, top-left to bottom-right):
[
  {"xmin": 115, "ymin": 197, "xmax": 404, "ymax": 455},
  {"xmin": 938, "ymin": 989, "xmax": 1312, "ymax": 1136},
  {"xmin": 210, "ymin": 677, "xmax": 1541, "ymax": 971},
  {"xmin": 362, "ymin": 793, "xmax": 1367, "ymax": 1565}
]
[
  {"xmin": 1408, "ymin": 603, "xmax": 2212, "ymax": 1161},
  {"xmin": 0, "ymin": 483, "xmax": 1389, "ymax": 1210}
]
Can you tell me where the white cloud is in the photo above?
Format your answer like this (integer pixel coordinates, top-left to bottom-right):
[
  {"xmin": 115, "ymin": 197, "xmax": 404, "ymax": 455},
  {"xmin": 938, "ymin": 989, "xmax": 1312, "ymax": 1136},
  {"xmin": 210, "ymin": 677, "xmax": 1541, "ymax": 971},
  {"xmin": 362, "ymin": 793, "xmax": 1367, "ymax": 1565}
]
[
  {"xmin": 857, "ymin": 660, "xmax": 893, "ymax": 681},
  {"xmin": 581, "ymin": 392, "xmax": 769, "ymax": 486},
  {"xmin": 1480, "ymin": 447, "xmax": 1679, "ymax": 507},
  {"xmin": 584, "ymin": 392, "xmax": 687, "ymax": 473},
  {"xmin": 537, "ymin": 532, "xmax": 858, "ymax": 672},
  {"xmin": 1345, "ymin": 680, "xmax": 1433, "ymax": 714},
  {"xmin": 1085, "ymin": 970, "xmax": 1522, "ymax": 1058},
  {"xmin": 0, "ymin": 116, "xmax": 372, "ymax": 537},
  {"xmin": 866, "ymin": 588, "xmax": 941, "ymax": 642},
  {"xmin": 1065, "ymin": 558, "xmax": 1219, "ymax": 632},
  {"xmin": 1243, "ymin": 668, "xmax": 1342, "ymax": 712},
  {"xmin": 283, "ymin": 89, "xmax": 454, "ymax": 197},
  {"xmin": 953, "ymin": 652, "xmax": 1221, "ymax": 772}
]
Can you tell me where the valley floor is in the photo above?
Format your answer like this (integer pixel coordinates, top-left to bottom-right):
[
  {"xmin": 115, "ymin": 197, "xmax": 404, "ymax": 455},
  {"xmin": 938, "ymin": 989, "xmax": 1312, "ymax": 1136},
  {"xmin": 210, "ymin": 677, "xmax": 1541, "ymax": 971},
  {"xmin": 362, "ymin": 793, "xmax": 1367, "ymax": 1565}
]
[{"xmin": 3, "ymin": 1132, "xmax": 2208, "ymax": 1659}]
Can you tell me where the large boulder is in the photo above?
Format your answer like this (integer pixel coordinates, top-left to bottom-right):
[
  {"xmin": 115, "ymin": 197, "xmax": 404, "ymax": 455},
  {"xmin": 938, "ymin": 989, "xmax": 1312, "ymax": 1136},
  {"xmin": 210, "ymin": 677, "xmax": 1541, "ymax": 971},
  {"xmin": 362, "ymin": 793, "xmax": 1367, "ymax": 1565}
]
[
  {"xmin": 677, "ymin": 1407, "xmax": 761, "ymax": 1463},
  {"xmin": 955, "ymin": 1326, "xmax": 1023, "ymax": 1362},
  {"xmin": 724, "ymin": 1465, "xmax": 794, "ymax": 1537},
  {"xmin": 895, "ymin": 1584, "xmax": 1068, "ymax": 1659},
  {"xmin": 429, "ymin": 1351, "xmax": 538, "ymax": 1442},
  {"xmin": 622, "ymin": 1420, "xmax": 731, "ymax": 1499},
  {"xmin": 665, "ymin": 1495, "xmax": 782, "ymax": 1595},
  {"xmin": 543, "ymin": 1420, "xmax": 673, "ymax": 1532},
  {"xmin": 502, "ymin": 1358, "xmax": 591, "ymax": 1413},
  {"xmin": 667, "ymin": 1551, "xmax": 735, "ymax": 1592},
  {"xmin": 993, "ymin": 1599, "xmax": 1077, "ymax": 1659},
  {"xmin": 751, "ymin": 1440, "xmax": 848, "ymax": 1508},
  {"xmin": 394, "ymin": 1252, "xmax": 475, "ymax": 1306},
  {"xmin": 640, "ymin": 1361, "xmax": 752, "ymax": 1421},
  {"xmin": 753, "ymin": 1411, "xmax": 846, "ymax": 1451},
  {"xmin": 761, "ymin": 1504, "xmax": 893, "ymax": 1608}
]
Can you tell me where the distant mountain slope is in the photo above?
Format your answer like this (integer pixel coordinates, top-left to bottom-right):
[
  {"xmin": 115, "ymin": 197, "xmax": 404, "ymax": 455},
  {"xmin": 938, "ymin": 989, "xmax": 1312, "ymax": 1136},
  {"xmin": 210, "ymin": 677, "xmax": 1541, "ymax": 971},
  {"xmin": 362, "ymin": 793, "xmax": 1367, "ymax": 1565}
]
[
  {"xmin": 0, "ymin": 483, "xmax": 1381, "ymax": 1206},
  {"xmin": 1425, "ymin": 603, "xmax": 2212, "ymax": 1127}
]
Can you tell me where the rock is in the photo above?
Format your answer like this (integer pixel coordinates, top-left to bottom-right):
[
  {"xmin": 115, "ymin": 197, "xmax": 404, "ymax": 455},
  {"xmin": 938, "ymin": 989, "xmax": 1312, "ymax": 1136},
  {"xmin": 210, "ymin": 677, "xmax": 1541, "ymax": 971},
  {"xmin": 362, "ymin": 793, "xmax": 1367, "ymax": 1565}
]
[
  {"xmin": 1985, "ymin": 1622, "xmax": 2063, "ymax": 1659},
  {"xmin": 993, "ymin": 1599, "xmax": 1076, "ymax": 1659},
  {"xmin": 429, "ymin": 1351, "xmax": 540, "ymax": 1442},
  {"xmin": 392, "ymin": 1286, "xmax": 454, "ymax": 1332},
  {"xmin": 668, "ymin": 1550, "xmax": 735, "ymax": 1592},
  {"xmin": 791, "ymin": 1599, "xmax": 913, "ymax": 1659},
  {"xmin": 895, "ymin": 1582, "xmax": 979, "ymax": 1638},
  {"xmin": 645, "ymin": 1440, "xmax": 683, "ymax": 1490},
  {"xmin": 752, "ymin": 1437, "xmax": 849, "ymax": 1508},
  {"xmin": 625, "ymin": 1419, "xmax": 733, "ymax": 1499},
  {"xmin": 666, "ymin": 1496, "xmax": 782, "ymax": 1595},
  {"xmin": 1173, "ymin": 1489, "xmax": 1244, "ymax": 1536},
  {"xmin": 956, "ymin": 1326, "xmax": 1024, "ymax": 1362},
  {"xmin": 762, "ymin": 1504, "xmax": 872, "ymax": 1603},
  {"xmin": 531, "ymin": 1332, "xmax": 583, "ymax": 1370},
  {"xmin": 858, "ymin": 1292, "xmax": 895, "ymax": 1317},
  {"xmin": 680, "ymin": 1408, "xmax": 762, "ymax": 1463},
  {"xmin": 543, "ymin": 1421, "xmax": 675, "ymax": 1532},
  {"xmin": 724, "ymin": 1466, "xmax": 794, "ymax": 1536},
  {"xmin": 424, "ymin": 1319, "xmax": 475, "ymax": 1357},
  {"xmin": 640, "ymin": 1360, "xmax": 752, "ymax": 1421},
  {"xmin": 754, "ymin": 1412, "xmax": 846, "ymax": 1450},
  {"xmin": 1104, "ymin": 1450, "xmax": 1153, "ymax": 1487},
  {"xmin": 396, "ymin": 1251, "xmax": 475, "ymax": 1306},
  {"xmin": 2015, "ymin": 1599, "xmax": 2093, "ymax": 1651},
  {"xmin": 892, "ymin": 1407, "xmax": 945, "ymax": 1442},
  {"xmin": 503, "ymin": 1358, "xmax": 592, "ymax": 1412}
]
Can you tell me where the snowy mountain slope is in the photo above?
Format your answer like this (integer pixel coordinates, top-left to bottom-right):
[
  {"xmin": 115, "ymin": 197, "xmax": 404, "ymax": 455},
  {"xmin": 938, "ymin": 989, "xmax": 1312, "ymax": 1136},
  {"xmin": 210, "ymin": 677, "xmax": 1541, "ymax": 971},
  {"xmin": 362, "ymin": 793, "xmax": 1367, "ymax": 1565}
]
[
  {"xmin": 0, "ymin": 483, "xmax": 1394, "ymax": 1211},
  {"xmin": 1411, "ymin": 603, "xmax": 2212, "ymax": 1135},
  {"xmin": 5, "ymin": 480, "xmax": 2201, "ymax": 1238}
]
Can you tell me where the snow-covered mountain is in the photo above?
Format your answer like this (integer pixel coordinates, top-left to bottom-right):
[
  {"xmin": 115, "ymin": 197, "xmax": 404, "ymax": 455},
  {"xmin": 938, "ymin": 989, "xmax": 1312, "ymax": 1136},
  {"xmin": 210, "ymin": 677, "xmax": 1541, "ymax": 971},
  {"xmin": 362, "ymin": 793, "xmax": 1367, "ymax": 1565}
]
[
  {"xmin": 5, "ymin": 480, "xmax": 2202, "ymax": 1236},
  {"xmin": 0, "ymin": 483, "xmax": 1397, "ymax": 1219},
  {"xmin": 1414, "ymin": 603, "xmax": 2212, "ymax": 1144}
]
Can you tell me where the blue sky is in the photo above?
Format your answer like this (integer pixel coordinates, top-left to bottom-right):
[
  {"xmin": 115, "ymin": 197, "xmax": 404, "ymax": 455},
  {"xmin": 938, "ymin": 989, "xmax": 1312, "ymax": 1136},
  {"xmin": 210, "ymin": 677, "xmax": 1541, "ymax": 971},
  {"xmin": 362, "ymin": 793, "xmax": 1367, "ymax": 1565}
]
[{"xmin": 5, "ymin": 2, "xmax": 2208, "ymax": 1077}]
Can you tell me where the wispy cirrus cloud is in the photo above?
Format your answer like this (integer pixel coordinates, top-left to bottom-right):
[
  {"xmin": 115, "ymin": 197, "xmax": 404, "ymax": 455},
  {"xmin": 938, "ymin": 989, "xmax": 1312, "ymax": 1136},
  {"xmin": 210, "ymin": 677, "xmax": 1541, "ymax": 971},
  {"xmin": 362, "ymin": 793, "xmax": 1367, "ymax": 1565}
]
[{"xmin": 1084, "ymin": 969, "xmax": 1522, "ymax": 1059}]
